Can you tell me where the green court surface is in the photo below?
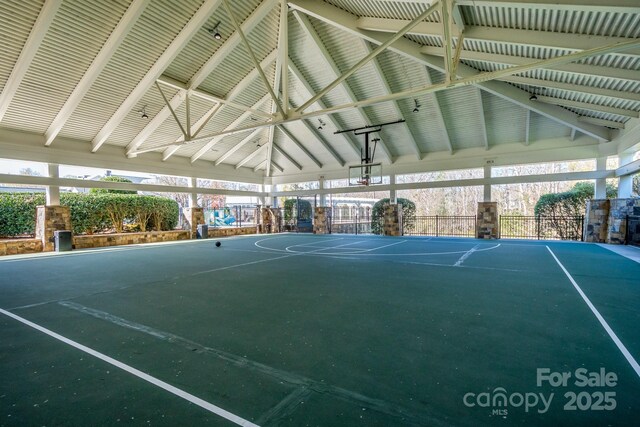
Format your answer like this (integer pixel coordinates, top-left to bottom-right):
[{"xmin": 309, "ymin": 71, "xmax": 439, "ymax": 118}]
[{"xmin": 1, "ymin": 234, "xmax": 639, "ymax": 426}]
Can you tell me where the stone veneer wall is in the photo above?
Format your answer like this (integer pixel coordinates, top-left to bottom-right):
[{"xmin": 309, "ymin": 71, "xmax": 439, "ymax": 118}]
[
  {"xmin": 584, "ymin": 199, "xmax": 610, "ymax": 243},
  {"xmin": 73, "ymin": 230, "xmax": 190, "ymax": 249},
  {"xmin": 607, "ymin": 198, "xmax": 640, "ymax": 244},
  {"xmin": 35, "ymin": 205, "xmax": 72, "ymax": 252},
  {"xmin": 183, "ymin": 207, "xmax": 205, "ymax": 239},
  {"xmin": 383, "ymin": 204, "xmax": 403, "ymax": 236},
  {"xmin": 0, "ymin": 239, "xmax": 43, "ymax": 256},
  {"xmin": 208, "ymin": 226, "xmax": 257, "ymax": 237},
  {"xmin": 477, "ymin": 202, "xmax": 499, "ymax": 239},
  {"xmin": 313, "ymin": 207, "xmax": 332, "ymax": 234}
]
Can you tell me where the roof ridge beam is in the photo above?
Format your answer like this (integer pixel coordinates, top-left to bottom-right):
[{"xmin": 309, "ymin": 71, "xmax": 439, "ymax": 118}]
[
  {"xmin": 0, "ymin": 0, "xmax": 63, "ymax": 122},
  {"xmin": 91, "ymin": 0, "xmax": 223, "ymax": 153}
]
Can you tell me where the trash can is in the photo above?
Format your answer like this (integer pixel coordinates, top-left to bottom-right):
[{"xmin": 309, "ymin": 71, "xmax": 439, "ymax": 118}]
[
  {"xmin": 196, "ymin": 224, "xmax": 208, "ymax": 239},
  {"xmin": 54, "ymin": 230, "xmax": 72, "ymax": 252}
]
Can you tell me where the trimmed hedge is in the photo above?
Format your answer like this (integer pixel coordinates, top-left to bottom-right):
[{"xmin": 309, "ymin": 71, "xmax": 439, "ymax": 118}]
[
  {"xmin": 534, "ymin": 182, "xmax": 617, "ymax": 217},
  {"xmin": 371, "ymin": 198, "xmax": 416, "ymax": 235},
  {"xmin": 89, "ymin": 176, "xmax": 137, "ymax": 194},
  {"xmin": 0, "ymin": 192, "xmax": 178, "ymax": 237}
]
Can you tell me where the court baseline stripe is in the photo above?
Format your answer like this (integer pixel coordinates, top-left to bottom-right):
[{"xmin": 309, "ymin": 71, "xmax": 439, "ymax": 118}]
[
  {"xmin": 546, "ymin": 246, "xmax": 640, "ymax": 378},
  {"xmin": 0, "ymin": 308, "xmax": 259, "ymax": 427}
]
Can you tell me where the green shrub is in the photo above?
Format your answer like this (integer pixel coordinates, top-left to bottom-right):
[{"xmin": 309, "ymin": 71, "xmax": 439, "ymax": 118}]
[
  {"xmin": 89, "ymin": 176, "xmax": 137, "ymax": 194},
  {"xmin": 371, "ymin": 198, "xmax": 416, "ymax": 235},
  {"xmin": 0, "ymin": 193, "xmax": 45, "ymax": 237},
  {"xmin": 0, "ymin": 192, "xmax": 179, "ymax": 237},
  {"xmin": 534, "ymin": 181, "xmax": 616, "ymax": 217}
]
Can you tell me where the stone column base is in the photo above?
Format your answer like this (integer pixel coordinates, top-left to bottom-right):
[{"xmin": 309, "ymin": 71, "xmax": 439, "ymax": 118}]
[
  {"xmin": 477, "ymin": 202, "xmax": 499, "ymax": 239},
  {"xmin": 35, "ymin": 205, "xmax": 72, "ymax": 252},
  {"xmin": 314, "ymin": 207, "xmax": 332, "ymax": 234},
  {"xmin": 383, "ymin": 204, "xmax": 403, "ymax": 236},
  {"xmin": 183, "ymin": 207, "xmax": 204, "ymax": 239}
]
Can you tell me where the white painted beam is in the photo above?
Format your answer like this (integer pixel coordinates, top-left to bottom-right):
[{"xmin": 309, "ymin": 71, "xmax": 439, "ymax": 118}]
[
  {"xmin": 535, "ymin": 96, "xmax": 640, "ymax": 119},
  {"xmin": 299, "ymin": 120, "xmax": 346, "ymax": 167},
  {"xmin": 44, "ymin": 0, "xmax": 150, "ymax": 146},
  {"xmin": 360, "ymin": 40, "xmax": 422, "ymax": 160},
  {"xmin": 0, "ymin": 0, "xmax": 63, "ymax": 122},
  {"xmin": 214, "ymin": 128, "xmax": 262, "ymax": 166},
  {"xmin": 422, "ymin": 68, "xmax": 453, "ymax": 153},
  {"xmin": 501, "ymin": 76, "xmax": 640, "ymax": 103},
  {"xmin": 369, "ymin": 0, "xmax": 639, "ymax": 13},
  {"xmin": 276, "ymin": 125, "xmax": 323, "ymax": 168},
  {"xmin": 222, "ymin": 0, "xmax": 285, "ymax": 118},
  {"xmin": 236, "ymin": 143, "xmax": 268, "ymax": 169},
  {"xmin": 474, "ymin": 88, "xmax": 489, "ymax": 150},
  {"xmin": 287, "ymin": 60, "xmax": 360, "ymax": 161},
  {"xmin": 616, "ymin": 158, "xmax": 640, "ymax": 177},
  {"xmin": 293, "ymin": 11, "xmax": 393, "ymax": 163},
  {"xmin": 288, "ymin": 0, "xmax": 614, "ymax": 142},
  {"xmin": 273, "ymin": 142, "xmax": 302, "ymax": 170},
  {"xmin": 278, "ymin": 0, "xmax": 289, "ymax": 114},
  {"xmin": 358, "ymin": 17, "xmax": 640, "ymax": 58},
  {"xmin": 190, "ymin": 93, "xmax": 271, "ymax": 163},
  {"xmin": 578, "ymin": 116, "xmax": 625, "ymax": 129},
  {"xmin": 188, "ymin": 0, "xmax": 277, "ymax": 90},
  {"xmin": 253, "ymin": 159, "xmax": 266, "ymax": 172},
  {"xmin": 420, "ymin": 46, "xmax": 640, "ymax": 83},
  {"xmin": 91, "ymin": 0, "xmax": 222, "ymax": 153}
]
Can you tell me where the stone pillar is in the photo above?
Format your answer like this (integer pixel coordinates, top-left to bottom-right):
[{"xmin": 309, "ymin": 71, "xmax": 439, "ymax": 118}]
[
  {"xmin": 383, "ymin": 204, "xmax": 403, "ymax": 236},
  {"xmin": 607, "ymin": 198, "xmax": 640, "ymax": 244},
  {"xmin": 35, "ymin": 205, "xmax": 72, "ymax": 252},
  {"xmin": 46, "ymin": 164, "xmax": 60, "ymax": 206},
  {"xmin": 313, "ymin": 207, "xmax": 332, "ymax": 234},
  {"xmin": 483, "ymin": 164, "xmax": 492, "ymax": 202},
  {"xmin": 595, "ymin": 157, "xmax": 607, "ymax": 200},
  {"xmin": 477, "ymin": 202, "xmax": 499, "ymax": 239},
  {"xmin": 583, "ymin": 199, "xmax": 610, "ymax": 243},
  {"xmin": 261, "ymin": 207, "xmax": 282, "ymax": 233},
  {"xmin": 183, "ymin": 207, "xmax": 204, "ymax": 239}
]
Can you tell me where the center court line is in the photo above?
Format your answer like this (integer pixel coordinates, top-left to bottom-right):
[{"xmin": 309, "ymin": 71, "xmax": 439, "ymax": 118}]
[
  {"xmin": 453, "ymin": 244, "xmax": 481, "ymax": 267},
  {"xmin": 0, "ymin": 308, "xmax": 259, "ymax": 427},
  {"xmin": 546, "ymin": 246, "xmax": 640, "ymax": 378}
]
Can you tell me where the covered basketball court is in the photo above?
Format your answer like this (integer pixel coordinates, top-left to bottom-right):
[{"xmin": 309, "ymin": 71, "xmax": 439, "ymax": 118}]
[{"xmin": 1, "ymin": 0, "xmax": 639, "ymax": 425}]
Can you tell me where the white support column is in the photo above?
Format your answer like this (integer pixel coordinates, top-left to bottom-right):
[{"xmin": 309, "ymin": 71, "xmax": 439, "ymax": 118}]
[
  {"xmin": 483, "ymin": 163, "xmax": 492, "ymax": 202},
  {"xmin": 319, "ymin": 176, "xmax": 326, "ymax": 206},
  {"xmin": 271, "ymin": 184, "xmax": 279, "ymax": 207},
  {"xmin": 595, "ymin": 156, "xmax": 607, "ymax": 199},
  {"xmin": 189, "ymin": 177, "xmax": 198, "ymax": 207},
  {"xmin": 389, "ymin": 174, "xmax": 397, "ymax": 204},
  {"xmin": 618, "ymin": 152, "xmax": 634, "ymax": 198},
  {"xmin": 46, "ymin": 164, "xmax": 60, "ymax": 206}
]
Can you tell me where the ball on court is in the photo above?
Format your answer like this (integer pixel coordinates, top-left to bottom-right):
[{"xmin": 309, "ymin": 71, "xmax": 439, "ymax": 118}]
[{"xmin": 215, "ymin": 241, "xmax": 221, "ymax": 247}]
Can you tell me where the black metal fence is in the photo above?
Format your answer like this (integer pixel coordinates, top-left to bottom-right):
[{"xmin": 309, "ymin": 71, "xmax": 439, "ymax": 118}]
[
  {"xmin": 500, "ymin": 215, "xmax": 584, "ymax": 241},
  {"xmin": 330, "ymin": 215, "xmax": 381, "ymax": 235},
  {"xmin": 404, "ymin": 215, "xmax": 477, "ymax": 237},
  {"xmin": 205, "ymin": 206, "xmax": 257, "ymax": 227}
]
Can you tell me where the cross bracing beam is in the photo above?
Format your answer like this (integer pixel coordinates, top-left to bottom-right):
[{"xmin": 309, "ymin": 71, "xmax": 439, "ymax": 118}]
[{"xmin": 91, "ymin": 0, "xmax": 223, "ymax": 153}]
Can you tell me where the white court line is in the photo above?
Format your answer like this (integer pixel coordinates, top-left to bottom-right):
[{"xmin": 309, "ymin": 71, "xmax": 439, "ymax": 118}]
[
  {"xmin": 0, "ymin": 308, "xmax": 259, "ymax": 427},
  {"xmin": 453, "ymin": 244, "xmax": 481, "ymax": 267},
  {"xmin": 363, "ymin": 240, "xmax": 406, "ymax": 252},
  {"xmin": 546, "ymin": 246, "xmax": 640, "ymax": 379}
]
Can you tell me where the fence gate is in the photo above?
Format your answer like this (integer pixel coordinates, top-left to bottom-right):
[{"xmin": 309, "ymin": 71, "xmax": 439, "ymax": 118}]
[{"xmin": 499, "ymin": 215, "xmax": 584, "ymax": 241}]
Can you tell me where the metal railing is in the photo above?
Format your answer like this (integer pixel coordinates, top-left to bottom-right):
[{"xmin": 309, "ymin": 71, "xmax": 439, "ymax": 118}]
[
  {"xmin": 404, "ymin": 215, "xmax": 477, "ymax": 237},
  {"xmin": 500, "ymin": 215, "xmax": 584, "ymax": 241},
  {"xmin": 329, "ymin": 215, "xmax": 379, "ymax": 235},
  {"xmin": 205, "ymin": 206, "xmax": 258, "ymax": 228}
]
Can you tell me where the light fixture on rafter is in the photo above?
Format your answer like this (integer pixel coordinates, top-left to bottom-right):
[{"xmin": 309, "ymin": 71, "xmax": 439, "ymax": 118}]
[
  {"xmin": 208, "ymin": 21, "xmax": 222, "ymax": 40},
  {"xmin": 413, "ymin": 99, "xmax": 421, "ymax": 113},
  {"xmin": 317, "ymin": 119, "xmax": 326, "ymax": 130},
  {"xmin": 139, "ymin": 106, "xmax": 148, "ymax": 119},
  {"xmin": 529, "ymin": 94, "xmax": 538, "ymax": 101}
]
